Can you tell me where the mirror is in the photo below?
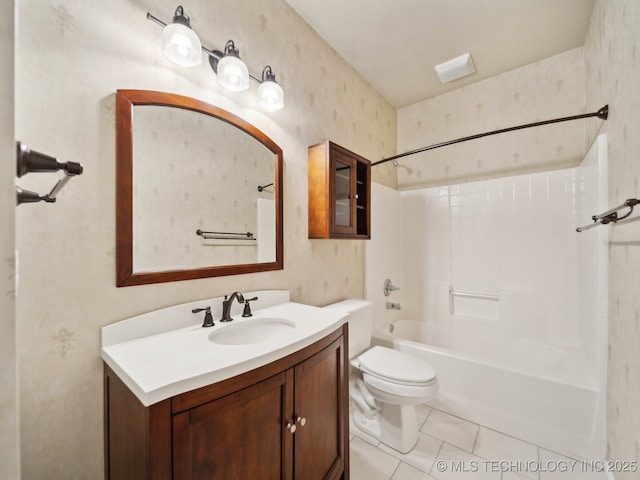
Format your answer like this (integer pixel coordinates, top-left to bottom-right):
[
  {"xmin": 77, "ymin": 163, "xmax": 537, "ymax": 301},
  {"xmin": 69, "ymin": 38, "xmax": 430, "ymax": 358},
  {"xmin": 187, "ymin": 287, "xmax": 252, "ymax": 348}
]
[{"xmin": 116, "ymin": 90, "xmax": 283, "ymax": 286}]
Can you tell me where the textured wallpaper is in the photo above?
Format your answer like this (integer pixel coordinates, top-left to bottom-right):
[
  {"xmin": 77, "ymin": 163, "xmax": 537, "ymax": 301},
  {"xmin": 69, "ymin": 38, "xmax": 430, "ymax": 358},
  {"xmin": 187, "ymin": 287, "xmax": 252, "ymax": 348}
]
[
  {"xmin": 14, "ymin": 0, "xmax": 396, "ymax": 477},
  {"xmin": 584, "ymin": 0, "xmax": 640, "ymax": 473},
  {"xmin": 0, "ymin": 2, "xmax": 18, "ymax": 478},
  {"xmin": 398, "ymin": 47, "xmax": 586, "ymax": 189}
]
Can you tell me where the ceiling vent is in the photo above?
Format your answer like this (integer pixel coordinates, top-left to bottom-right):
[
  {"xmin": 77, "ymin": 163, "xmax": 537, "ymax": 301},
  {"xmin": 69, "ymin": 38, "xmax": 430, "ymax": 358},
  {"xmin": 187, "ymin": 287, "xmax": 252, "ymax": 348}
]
[{"xmin": 434, "ymin": 53, "xmax": 476, "ymax": 83}]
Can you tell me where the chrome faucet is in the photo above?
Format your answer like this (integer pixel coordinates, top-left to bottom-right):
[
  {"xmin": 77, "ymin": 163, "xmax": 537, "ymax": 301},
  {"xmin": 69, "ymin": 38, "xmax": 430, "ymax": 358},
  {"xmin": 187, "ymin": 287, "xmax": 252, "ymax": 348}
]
[{"xmin": 220, "ymin": 291, "xmax": 245, "ymax": 322}]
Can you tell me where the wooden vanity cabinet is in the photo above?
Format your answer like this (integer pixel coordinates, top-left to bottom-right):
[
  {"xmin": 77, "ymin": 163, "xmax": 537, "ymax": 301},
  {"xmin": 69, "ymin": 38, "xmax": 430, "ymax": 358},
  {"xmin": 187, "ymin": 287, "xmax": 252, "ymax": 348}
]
[
  {"xmin": 104, "ymin": 325, "xmax": 349, "ymax": 480},
  {"xmin": 308, "ymin": 141, "xmax": 371, "ymax": 239}
]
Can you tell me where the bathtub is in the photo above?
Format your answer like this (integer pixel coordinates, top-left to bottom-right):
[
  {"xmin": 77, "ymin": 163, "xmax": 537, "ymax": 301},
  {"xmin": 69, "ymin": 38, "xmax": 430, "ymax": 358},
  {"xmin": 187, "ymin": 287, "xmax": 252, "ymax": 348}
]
[{"xmin": 372, "ymin": 319, "xmax": 604, "ymax": 460}]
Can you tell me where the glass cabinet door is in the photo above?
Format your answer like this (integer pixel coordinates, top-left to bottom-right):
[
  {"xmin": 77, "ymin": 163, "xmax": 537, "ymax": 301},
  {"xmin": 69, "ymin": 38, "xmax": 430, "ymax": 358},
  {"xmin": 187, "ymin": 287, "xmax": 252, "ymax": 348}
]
[
  {"xmin": 334, "ymin": 158, "xmax": 351, "ymax": 227},
  {"xmin": 331, "ymin": 153, "xmax": 357, "ymax": 235}
]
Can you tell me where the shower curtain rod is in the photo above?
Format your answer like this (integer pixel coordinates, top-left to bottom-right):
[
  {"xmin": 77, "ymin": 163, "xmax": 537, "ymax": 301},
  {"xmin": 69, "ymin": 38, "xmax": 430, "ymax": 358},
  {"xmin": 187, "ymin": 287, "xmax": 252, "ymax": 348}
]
[{"xmin": 371, "ymin": 105, "xmax": 609, "ymax": 167}]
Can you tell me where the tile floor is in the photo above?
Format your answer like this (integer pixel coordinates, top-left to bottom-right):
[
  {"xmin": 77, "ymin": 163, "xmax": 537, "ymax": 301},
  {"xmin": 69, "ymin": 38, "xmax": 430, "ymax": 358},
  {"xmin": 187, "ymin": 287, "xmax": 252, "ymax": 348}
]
[{"xmin": 349, "ymin": 405, "xmax": 608, "ymax": 480}]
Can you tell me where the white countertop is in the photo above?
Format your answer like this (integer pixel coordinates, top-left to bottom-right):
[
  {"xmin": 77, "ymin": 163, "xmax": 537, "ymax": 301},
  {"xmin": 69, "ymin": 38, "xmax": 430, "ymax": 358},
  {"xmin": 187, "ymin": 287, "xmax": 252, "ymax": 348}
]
[{"xmin": 101, "ymin": 293, "xmax": 348, "ymax": 406}]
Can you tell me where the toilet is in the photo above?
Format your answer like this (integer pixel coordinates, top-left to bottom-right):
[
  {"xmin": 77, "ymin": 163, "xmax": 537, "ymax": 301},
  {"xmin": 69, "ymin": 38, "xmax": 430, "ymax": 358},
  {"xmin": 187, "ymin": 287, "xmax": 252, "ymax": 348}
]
[{"xmin": 324, "ymin": 299, "xmax": 438, "ymax": 453}]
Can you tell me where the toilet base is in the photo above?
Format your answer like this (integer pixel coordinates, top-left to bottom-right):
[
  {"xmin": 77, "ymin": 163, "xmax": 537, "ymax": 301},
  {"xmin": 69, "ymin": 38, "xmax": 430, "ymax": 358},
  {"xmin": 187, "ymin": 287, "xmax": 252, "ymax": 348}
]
[
  {"xmin": 352, "ymin": 409, "xmax": 381, "ymax": 440},
  {"xmin": 380, "ymin": 403, "xmax": 419, "ymax": 453},
  {"xmin": 352, "ymin": 403, "xmax": 419, "ymax": 454}
]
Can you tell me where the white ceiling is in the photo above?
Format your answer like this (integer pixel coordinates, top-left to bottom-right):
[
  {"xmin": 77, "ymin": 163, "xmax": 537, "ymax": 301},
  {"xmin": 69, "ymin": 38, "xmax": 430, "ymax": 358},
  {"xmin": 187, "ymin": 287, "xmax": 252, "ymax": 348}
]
[{"xmin": 284, "ymin": 0, "xmax": 595, "ymax": 108}]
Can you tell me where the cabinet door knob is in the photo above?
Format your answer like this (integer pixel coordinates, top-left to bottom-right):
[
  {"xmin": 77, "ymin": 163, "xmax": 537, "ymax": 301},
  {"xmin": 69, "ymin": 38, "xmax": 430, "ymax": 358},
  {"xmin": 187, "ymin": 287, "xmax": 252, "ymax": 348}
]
[
  {"xmin": 286, "ymin": 422, "xmax": 296, "ymax": 433},
  {"xmin": 296, "ymin": 416, "xmax": 307, "ymax": 427}
]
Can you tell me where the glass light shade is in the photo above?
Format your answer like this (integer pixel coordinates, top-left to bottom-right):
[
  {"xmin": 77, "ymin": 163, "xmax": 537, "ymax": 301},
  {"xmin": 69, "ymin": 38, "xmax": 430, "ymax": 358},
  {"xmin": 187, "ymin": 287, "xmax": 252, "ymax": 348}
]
[
  {"xmin": 257, "ymin": 80, "xmax": 284, "ymax": 111},
  {"xmin": 162, "ymin": 23, "xmax": 202, "ymax": 67},
  {"xmin": 216, "ymin": 55, "xmax": 250, "ymax": 92}
]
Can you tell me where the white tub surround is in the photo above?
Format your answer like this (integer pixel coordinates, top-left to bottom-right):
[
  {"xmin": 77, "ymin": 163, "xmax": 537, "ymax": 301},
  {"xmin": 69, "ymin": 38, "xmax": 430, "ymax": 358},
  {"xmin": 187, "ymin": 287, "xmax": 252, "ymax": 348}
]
[
  {"xmin": 101, "ymin": 291, "xmax": 347, "ymax": 406},
  {"xmin": 366, "ymin": 135, "xmax": 608, "ymax": 461},
  {"xmin": 374, "ymin": 319, "xmax": 601, "ymax": 460}
]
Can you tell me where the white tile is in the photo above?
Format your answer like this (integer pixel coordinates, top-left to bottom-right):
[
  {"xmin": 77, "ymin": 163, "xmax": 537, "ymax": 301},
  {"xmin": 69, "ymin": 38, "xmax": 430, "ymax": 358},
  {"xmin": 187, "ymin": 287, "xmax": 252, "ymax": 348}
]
[
  {"xmin": 421, "ymin": 409, "xmax": 479, "ymax": 453},
  {"xmin": 349, "ymin": 407, "xmax": 608, "ymax": 480},
  {"xmin": 503, "ymin": 472, "xmax": 536, "ymax": 480},
  {"xmin": 391, "ymin": 461, "xmax": 437, "ymax": 480},
  {"xmin": 473, "ymin": 427, "xmax": 538, "ymax": 480},
  {"xmin": 416, "ymin": 404, "xmax": 433, "ymax": 428},
  {"xmin": 538, "ymin": 449, "xmax": 608, "ymax": 480},
  {"xmin": 432, "ymin": 443, "xmax": 501, "ymax": 480},
  {"xmin": 379, "ymin": 432, "xmax": 442, "ymax": 474},
  {"xmin": 350, "ymin": 436, "xmax": 400, "ymax": 480},
  {"xmin": 350, "ymin": 412, "xmax": 381, "ymax": 446}
]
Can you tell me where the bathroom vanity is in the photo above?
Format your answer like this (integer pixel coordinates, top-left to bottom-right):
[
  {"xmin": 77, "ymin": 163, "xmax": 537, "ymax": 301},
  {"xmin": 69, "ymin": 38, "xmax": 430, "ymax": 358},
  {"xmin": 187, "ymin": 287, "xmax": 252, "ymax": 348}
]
[{"xmin": 102, "ymin": 293, "xmax": 350, "ymax": 480}]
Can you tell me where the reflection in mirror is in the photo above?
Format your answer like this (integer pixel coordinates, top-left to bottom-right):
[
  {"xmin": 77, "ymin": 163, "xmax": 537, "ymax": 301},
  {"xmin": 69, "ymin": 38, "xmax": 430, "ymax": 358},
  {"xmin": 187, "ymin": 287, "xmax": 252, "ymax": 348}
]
[
  {"xmin": 132, "ymin": 106, "xmax": 276, "ymax": 271},
  {"xmin": 116, "ymin": 90, "xmax": 283, "ymax": 286}
]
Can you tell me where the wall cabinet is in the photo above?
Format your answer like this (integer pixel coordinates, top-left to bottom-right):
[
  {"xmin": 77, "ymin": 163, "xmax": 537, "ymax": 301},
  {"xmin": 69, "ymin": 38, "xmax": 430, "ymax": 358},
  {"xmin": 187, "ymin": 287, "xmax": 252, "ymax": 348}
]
[
  {"xmin": 308, "ymin": 141, "xmax": 371, "ymax": 239},
  {"xmin": 104, "ymin": 325, "xmax": 349, "ymax": 480}
]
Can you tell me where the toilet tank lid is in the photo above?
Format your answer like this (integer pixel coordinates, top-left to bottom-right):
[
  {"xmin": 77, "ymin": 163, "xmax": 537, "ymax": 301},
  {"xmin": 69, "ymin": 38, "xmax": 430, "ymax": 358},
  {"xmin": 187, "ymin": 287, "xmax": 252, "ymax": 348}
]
[
  {"xmin": 357, "ymin": 346, "xmax": 436, "ymax": 384},
  {"xmin": 322, "ymin": 298, "xmax": 373, "ymax": 313}
]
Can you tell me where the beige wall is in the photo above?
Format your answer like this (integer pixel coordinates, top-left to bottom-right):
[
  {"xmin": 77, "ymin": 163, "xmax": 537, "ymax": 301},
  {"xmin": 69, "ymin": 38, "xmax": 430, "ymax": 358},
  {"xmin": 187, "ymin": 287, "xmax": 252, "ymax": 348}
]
[
  {"xmin": 0, "ymin": 0, "xmax": 18, "ymax": 478},
  {"xmin": 14, "ymin": 0, "xmax": 396, "ymax": 477},
  {"xmin": 13, "ymin": 0, "xmax": 639, "ymax": 477},
  {"xmin": 584, "ymin": 0, "xmax": 640, "ymax": 474},
  {"xmin": 397, "ymin": 47, "xmax": 586, "ymax": 189}
]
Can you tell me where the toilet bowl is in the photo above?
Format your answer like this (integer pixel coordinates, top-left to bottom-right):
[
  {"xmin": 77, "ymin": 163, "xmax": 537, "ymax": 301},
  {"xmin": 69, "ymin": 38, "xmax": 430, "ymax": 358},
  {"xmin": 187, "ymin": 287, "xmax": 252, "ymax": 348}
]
[{"xmin": 323, "ymin": 299, "xmax": 439, "ymax": 453}]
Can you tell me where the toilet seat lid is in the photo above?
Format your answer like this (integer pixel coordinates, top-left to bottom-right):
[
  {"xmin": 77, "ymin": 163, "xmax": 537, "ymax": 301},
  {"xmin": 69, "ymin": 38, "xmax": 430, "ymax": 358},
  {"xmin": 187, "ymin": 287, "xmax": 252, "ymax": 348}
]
[{"xmin": 357, "ymin": 346, "xmax": 436, "ymax": 385}]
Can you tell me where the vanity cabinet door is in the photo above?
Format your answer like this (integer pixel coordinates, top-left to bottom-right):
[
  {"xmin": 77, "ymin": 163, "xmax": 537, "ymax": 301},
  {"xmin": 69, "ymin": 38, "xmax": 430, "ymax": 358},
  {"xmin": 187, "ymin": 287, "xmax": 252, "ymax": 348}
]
[
  {"xmin": 172, "ymin": 371, "xmax": 294, "ymax": 480},
  {"xmin": 104, "ymin": 325, "xmax": 349, "ymax": 480},
  {"xmin": 293, "ymin": 336, "xmax": 348, "ymax": 480}
]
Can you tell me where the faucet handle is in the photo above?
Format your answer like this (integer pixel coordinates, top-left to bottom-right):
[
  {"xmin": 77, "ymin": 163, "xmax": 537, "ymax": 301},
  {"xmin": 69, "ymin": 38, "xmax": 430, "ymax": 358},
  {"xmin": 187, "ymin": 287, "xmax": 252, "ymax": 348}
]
[
  {"xmin": 383, "ymin": 279, "xmax": 400, "ymax": 296},
  {"xmin": 242, "ymin": 296, "xmax": 258, "ymax": 317},
  {"xmin": 192, "ymin": 306, "xmax": 214, "ymax": 328}
]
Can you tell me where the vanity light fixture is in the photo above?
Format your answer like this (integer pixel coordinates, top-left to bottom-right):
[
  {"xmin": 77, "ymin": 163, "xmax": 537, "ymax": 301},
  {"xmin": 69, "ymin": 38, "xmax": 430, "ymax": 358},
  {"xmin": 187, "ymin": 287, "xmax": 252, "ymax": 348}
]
[
  {"xmin": 147, "ymin": 6, "xmax": 284, "ymax": 110},
  {"xmin": 257, "ymin": 66, "xmax": 284, "ymax": 111},
  {"xmin": 213, "ymin": 40, "xmax": 250, "ymax": 92},
  {"xmin": 161, "ymin": 6, "xmax": 202, "ymax": 67}
]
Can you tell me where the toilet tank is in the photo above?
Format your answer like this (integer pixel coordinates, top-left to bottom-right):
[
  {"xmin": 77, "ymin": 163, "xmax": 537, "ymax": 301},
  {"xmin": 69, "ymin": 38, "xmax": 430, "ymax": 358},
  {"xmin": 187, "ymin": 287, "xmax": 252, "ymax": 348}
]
[{"xmin": 323, "ymin": 299, "xmax": 373, "ymax": 358}]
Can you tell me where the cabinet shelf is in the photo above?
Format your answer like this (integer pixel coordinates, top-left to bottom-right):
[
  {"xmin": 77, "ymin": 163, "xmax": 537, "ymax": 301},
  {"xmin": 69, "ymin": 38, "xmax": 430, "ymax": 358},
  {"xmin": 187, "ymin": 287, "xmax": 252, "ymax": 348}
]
[{"xmin": 308, "ymin": 141, "xmax": 371, "ymax": 239}]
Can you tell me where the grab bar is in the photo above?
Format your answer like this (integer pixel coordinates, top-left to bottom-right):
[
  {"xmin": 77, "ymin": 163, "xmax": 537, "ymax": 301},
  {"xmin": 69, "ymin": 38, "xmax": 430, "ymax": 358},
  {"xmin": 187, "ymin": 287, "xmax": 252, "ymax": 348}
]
[
  {"xmin": 449, "ymin": 288, "xmax": 499, "ymax": 301},
  {"xmin": 449, "ymin": 286, "xmax": 499, "ymax": 314}
]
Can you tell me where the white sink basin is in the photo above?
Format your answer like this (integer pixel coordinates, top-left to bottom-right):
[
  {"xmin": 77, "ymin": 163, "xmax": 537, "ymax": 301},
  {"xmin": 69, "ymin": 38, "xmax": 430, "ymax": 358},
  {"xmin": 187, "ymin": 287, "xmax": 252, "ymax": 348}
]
[
  {"xmin": 208, "ymin": 317, "xmax": 296, "ymax": 345},
  {"xmin": 101, "ymin": 293, "xmax": 349, "ymax": 406}
]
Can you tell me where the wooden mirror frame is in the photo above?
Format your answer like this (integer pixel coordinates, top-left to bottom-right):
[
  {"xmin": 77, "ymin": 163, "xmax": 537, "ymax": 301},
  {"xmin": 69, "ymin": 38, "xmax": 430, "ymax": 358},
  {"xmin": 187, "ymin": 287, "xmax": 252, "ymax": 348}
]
[{"xmin": 116, "ymin": 89, "xmax": 283, "ymax": 287}]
